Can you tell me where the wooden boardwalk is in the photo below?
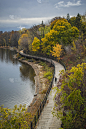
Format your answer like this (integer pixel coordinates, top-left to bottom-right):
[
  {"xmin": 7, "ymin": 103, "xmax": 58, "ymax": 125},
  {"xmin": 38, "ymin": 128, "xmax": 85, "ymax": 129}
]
[
  {"xmin": 19, "ymin": 51, "xmax": 65, "ymax": 129},
  {"xmin": 36, "ymin": 61, "xmax": 65, "ymax": 129}
]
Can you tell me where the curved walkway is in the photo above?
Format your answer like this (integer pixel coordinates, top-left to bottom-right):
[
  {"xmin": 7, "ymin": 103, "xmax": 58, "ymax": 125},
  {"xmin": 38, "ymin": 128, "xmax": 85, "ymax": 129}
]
[
  {"xmin": 36, "ymin": 61, "xmax": 64, "ymax": 129},
  {"xmin": 19, "ymin": 51, "xmax": 65, "ymax": 129}
]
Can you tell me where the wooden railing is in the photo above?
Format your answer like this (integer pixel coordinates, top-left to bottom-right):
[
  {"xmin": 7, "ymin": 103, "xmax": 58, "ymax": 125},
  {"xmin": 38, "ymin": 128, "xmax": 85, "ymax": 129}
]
[{"xmin": 19, "ymin": 52, "xmax": 66, "ymax": 129}]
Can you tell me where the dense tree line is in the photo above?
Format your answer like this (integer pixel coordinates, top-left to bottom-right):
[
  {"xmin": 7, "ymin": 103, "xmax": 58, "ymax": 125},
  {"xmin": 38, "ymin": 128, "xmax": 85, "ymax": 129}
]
[
  {"xmin": 68, "ymin": 13, "xmax": 86, "ymax": 37},
  {"xmin": 0, "ymin": 31, "xmax": 20, "ymax": 48},
  {"xmin": 18, "ymin": 13, "xmax": 86, "ymax": 57},
  {"xmin": 52, "ymin": 13, "xmax": 86, "ymax": 129},
  {"xmin": 0, "ymin": 13, "xmax": 86, "ymax": 55}
]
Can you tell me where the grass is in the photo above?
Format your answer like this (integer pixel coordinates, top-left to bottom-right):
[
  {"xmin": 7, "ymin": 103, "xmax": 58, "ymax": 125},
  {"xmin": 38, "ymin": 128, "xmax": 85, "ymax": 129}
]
[
  {"xmin": 38, "ymin": 61, "xmax": 54, "ymax": 82},
  {"xmin": 44, "ymin": 71, "xmax": 53, "ymax": 81}
]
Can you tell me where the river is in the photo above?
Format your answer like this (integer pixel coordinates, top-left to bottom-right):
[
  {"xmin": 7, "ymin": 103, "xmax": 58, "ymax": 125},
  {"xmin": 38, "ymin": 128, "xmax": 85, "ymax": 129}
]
[{"xmin": 0, "ymin": 48, "xmax": 35, "ymax": 109}]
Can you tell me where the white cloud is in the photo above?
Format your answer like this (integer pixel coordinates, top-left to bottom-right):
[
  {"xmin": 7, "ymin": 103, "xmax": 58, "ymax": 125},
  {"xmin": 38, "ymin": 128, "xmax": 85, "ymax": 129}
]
[
  {"xmin": 9, "ymin": 15, "xmax": 15, "ymax": 20},
  {"xmin": 37, "ymin": 0, "xmax": 42, "ymax": 3},
  {"xmin": 58, "ymin": 1, "xmax": 64, "ymax": 5},
  {"xmin": 55, "ymin": 0, "xmax": 81, "ymax": 8},
  {"xmin": 37, "ymin": 0, "xmax": 49, "ymax": 4},
  {"xmin": 0, "ymin": 17, "xmax": 52, "ymax": 25}
]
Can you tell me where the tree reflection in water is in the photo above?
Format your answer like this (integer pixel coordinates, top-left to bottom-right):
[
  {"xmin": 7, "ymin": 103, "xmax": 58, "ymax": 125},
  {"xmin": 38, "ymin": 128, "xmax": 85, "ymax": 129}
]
[
  {"xmin": 0, "ymin": 48, "xmax": 35, "ymax": 108},
  {"xmin": 0, "ymin": 48, "xmax": 18, "ymax": 65},
  {"xmin": 20, "ymin": 63, "xmax": 36, "ymax": 82}
]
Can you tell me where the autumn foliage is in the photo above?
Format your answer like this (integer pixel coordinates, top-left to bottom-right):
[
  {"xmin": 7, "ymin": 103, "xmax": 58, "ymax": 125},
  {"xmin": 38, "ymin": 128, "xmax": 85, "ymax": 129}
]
[
  {"xmin": 51, "ymin": 43, "xmax": 63, "ymax": 61},
  {"xmin": 41, "ymin": 18, "xmax": 79, "ymax": 56},
  {"xmin": 18, "ymin": 33, "xmax": 30, "ymax": 53},
  {"xmin": 32, "ymin": 37, "xmax": 40, "ymax": 52},
  {"xmin": 0, "ymin": 104, "xmax": 31, "ymax": 129},
  {"xmin": 53, "ymin": 63, "xmax": 86, "ymax": 129}
]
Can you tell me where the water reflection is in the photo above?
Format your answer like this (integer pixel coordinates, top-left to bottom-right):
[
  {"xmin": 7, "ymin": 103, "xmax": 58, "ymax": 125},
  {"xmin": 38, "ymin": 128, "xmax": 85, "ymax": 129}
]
[
  {"xmin": 20, "ymin": 63, "xmax": 35, "ymax": 82},
  {"xmin": 0, "ymin": 48, "xmax": 18, "ymax": 64},
  {"xmin": 0, "ymin": 48, "xmax": 35, "ymax": 109}
]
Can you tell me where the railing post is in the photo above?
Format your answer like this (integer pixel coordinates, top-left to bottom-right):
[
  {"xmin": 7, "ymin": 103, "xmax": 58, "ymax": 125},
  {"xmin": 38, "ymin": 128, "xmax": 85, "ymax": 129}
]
[
  {"xmin": 35, "ymin": 115, "xmax": 36, "ymax": 126},
  {"xmin": 42, "ymin": 101, "xmax": 44, "ymax": 108},
  {"xmin": 40, "ymin": 104, "xmax": 41, "ymax": 114},
  {"xmin": 38, "ymin": 109, "xmax": 39, "ymax": 119},
  {"xmin": 31, "ymin": 121, "xmax": 33, "ymax": 129}
]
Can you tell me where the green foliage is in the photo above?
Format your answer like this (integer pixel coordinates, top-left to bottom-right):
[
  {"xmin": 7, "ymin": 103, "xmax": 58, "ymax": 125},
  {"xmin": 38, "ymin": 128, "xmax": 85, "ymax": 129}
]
[
  {"xmin": 39, "ymin": 61, "xmax": 53, "ymax": 82},
  {"xmin": 39, "ymin": 61, "xmax": 46, "ymax": 67},
  {"xmin": 52, "ymin": 18, "xmax": 79, "ymax": 45},
  {"xmin": 81, "ymin": 14, "xmax": 86, "ymax": 22},
  {"xmin": 39, "ymin": 26, "xmax": 50, "ymax": 38},
  {"xmin": 41, "ymin": 30, "xmax": 59, "ymax": 55},
  {"xmin": 69, "ymin": 16, "xmax": 76, "ymax": 26},
  {"xmin": 44, "ymin": 71, "xmax": 52, "ymax": 82},
  {"xmin": 66, "ymin": 13, "xmax": 70, "ymax": 22},
  {"xmin": 53, "ymin": 63, "xmax": 86, "ymax": 129},
  {"xmin": 41, "ymin": 18, "xmax": 79, "ymax": 56},
  {"xmin": 52, "ymin": 18, "xmax": 71, "ymax": 31},
  {"xmin": 69, "ymin": 13, "xmax": 82, "ymax": 30},
  {"xmin": 50, "ymin": 19, "xmax": 58, "ymax": 30},
  {"xmin": 0, "ymin": 104, "xmax": 31, "ymax": 129},
  {"xmin": 75, "ymin": 13, "xmax": 82, "ymax": 30},
  {"xmin": 81, "ymin": 21, "xmax": 86, "ymax": 36},
  {"xmin": 70, "ymin": 26, "xmax": 79, "ymax": 39},
  {"xmin": 44, "ymin": 71, "xmax": 52, "ymax": 78}
]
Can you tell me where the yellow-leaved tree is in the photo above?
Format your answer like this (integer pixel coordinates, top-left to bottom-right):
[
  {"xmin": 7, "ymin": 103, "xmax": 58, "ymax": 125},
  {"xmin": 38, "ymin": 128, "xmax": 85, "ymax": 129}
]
[
  {"xmin": 32, "ymin": 37, "xmax": 40, "ymax": 52},
  {"xmin": 51, "ymin": 43, "xmax": 63, "ymax": 61},
  {"xmin": 41, "ymin": 18, "xmax": 79, "ymax": 56},
  {"xmin": 18, "ymin": 33, "xmax": 31, "ymax": 53},
  {"xmin": 41, "ymin": 30, "xmax": 59, "ymax": 55}
]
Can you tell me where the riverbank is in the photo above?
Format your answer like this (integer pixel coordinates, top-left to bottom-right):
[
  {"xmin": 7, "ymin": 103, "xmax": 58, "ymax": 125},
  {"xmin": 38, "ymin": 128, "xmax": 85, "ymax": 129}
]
[
  {"xmin": 18, "ymin": 52, "xmax": 65, "ymax": 129},
  {"xmin": 14, "ymin": 53, "xmax": 54, "ymax": 126},
  {"xmin": 18, "ymin": 59, "xmax": 50, "ymax": 95}
]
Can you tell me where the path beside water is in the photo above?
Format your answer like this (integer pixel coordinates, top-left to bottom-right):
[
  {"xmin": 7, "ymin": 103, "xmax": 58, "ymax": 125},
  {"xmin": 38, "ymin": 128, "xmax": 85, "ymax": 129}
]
[
  {"xmin": 19, "ymin": 51, "xmax": 65, "ymax": 129},
  {"xmin": 36, "ymin": 61, "xmax": 65, "ymax": 129}
]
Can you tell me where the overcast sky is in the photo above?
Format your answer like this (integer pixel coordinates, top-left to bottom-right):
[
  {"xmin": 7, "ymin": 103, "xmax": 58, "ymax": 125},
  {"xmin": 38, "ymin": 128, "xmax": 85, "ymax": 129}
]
[{"xmin": 0, "ymin": 0, "xmax": 86, "ymax": 32}]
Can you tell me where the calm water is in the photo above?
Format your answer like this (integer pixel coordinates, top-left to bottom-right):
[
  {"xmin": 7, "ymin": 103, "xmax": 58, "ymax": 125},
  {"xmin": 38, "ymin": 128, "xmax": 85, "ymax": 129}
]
[{"xmin": 0, "ymin": 48, "xmax": 35, "ymax": 109}]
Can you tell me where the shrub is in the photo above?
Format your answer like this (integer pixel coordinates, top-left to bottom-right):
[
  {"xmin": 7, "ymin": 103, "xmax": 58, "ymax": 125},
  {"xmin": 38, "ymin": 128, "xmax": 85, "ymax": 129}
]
[
  {"xmin": 44, "ymin": 71, "xmax": 52, "ymax": 78},
  {"xmin": 0, "ymin": 104, "xmax": 31, "ymax": 129},
  {"xmin": 53, "ymin": 63, "xmax": 86, "ymax": 129}
]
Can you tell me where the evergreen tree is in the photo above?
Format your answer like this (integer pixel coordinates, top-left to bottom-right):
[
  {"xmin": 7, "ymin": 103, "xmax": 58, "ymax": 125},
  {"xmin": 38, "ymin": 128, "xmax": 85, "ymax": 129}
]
[
  {"xmin": 75, "ymin": 13, "xmax": 82, "ymax": 30},
  {"xmin": 66, "ymin": 13, "xmax": 70, "ymax": 22}
]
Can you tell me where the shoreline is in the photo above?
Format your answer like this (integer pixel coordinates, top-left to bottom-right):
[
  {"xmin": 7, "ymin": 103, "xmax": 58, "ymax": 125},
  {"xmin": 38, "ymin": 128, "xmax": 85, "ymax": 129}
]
[
  {"xmin": 14, "ymin": 56, "xmax": 50, "ymax": 113},
  {"xmin": 1, "ymin": 47, "xmax": 55, "ymax": 126},
  {"xmin": 18, "ymin": 59, "xmax": 45, "ymax": 95},
  {"xmin": 0, "ymin": 47, "xmax": 48, "ymax": 106},
  {"xmin": 0, "ymin": 47, "xmax": 45, "ymax": 107}
]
